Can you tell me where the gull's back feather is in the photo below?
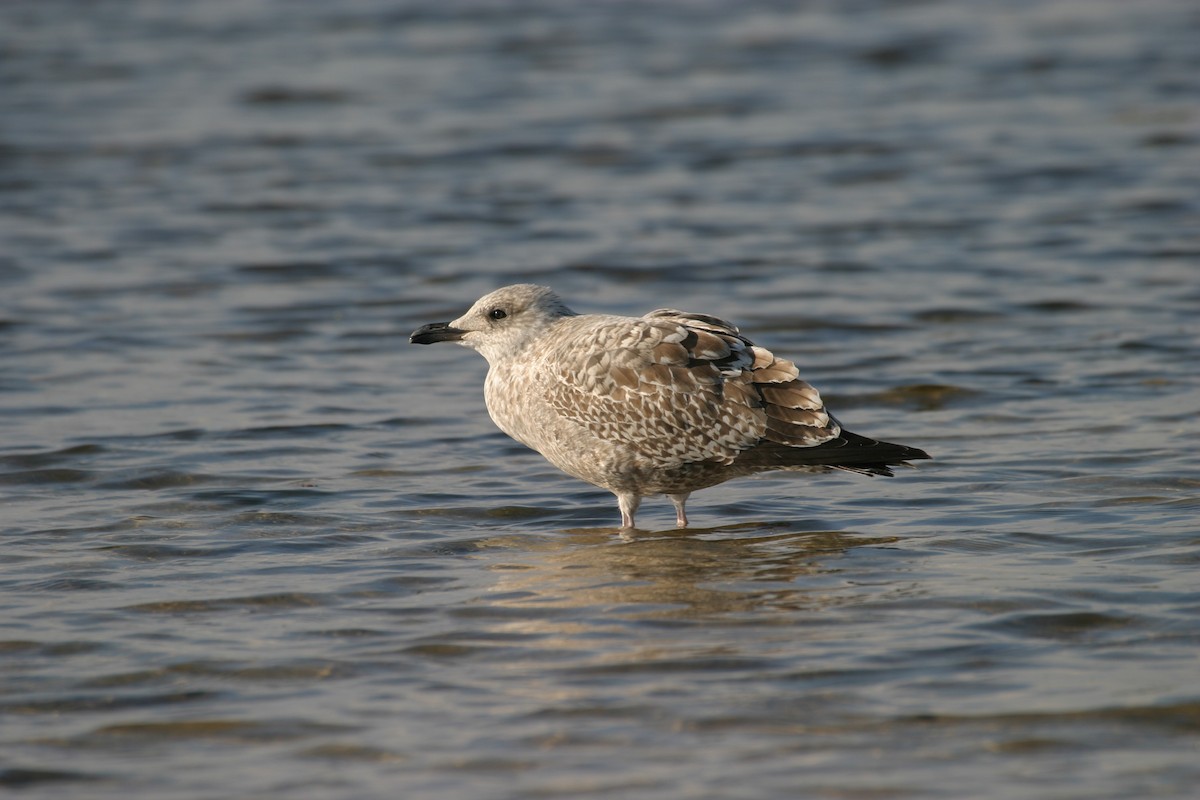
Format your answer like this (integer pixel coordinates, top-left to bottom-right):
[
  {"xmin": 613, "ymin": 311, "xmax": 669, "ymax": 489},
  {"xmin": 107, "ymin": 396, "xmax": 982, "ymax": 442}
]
[{"xmin": 543, "ymin": 308, "xmax": 841, "ymax": 468}]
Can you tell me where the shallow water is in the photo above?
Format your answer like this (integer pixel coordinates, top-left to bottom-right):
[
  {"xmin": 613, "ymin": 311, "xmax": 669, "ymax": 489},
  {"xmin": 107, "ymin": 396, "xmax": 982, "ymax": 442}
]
[{"xmin": 3, "ymin": 0, "xmax": 1199, "ymax": 797}]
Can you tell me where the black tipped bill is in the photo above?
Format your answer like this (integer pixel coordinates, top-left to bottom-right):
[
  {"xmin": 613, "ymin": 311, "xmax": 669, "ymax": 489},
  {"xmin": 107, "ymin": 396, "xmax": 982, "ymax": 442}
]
[{"xmin": 410, "ymin": 321, "xmax": 466, "ymax": 345}]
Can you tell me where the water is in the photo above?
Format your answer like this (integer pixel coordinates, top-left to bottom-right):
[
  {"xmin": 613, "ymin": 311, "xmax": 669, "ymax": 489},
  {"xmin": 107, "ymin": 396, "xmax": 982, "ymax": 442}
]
[{"xmin": 3, "ymin": 0, "xmax": 1199, "ymax": 797}]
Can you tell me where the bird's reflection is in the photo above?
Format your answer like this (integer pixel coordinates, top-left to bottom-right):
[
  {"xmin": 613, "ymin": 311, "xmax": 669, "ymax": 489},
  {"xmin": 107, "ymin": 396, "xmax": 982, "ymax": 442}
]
[{"xmin": 479, "ymin": 520, "xmax": 904, "ymax": 623}]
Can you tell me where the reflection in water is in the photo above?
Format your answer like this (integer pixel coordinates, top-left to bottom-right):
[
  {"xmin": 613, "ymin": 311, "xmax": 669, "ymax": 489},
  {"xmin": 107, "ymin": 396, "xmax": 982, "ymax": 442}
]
[{"xmin": 480, "ymin": 523, "xmax": 904, "ymax": 626}]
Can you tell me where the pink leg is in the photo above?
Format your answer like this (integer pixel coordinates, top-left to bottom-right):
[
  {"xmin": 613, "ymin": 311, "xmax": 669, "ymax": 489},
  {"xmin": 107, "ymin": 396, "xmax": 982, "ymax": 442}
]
[
  {"xmin": 617, "ymin": 493, "xmax": 641, "ymax": 529},
  {"xmin": 668, "ymin": 493, "xmax": 690, "ymax": 528}
]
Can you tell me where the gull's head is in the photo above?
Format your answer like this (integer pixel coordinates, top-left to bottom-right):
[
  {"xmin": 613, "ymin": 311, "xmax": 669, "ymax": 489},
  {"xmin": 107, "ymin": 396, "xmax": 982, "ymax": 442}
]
[{"xmin": 410, "ymin": 284, "xmax": 577, "ymax": 364}]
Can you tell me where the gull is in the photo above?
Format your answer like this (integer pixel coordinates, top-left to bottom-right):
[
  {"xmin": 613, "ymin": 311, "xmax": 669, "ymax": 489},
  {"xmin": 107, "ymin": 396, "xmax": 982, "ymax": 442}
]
[{"xmin": 411, "ymin": 284, "xmax": 929, "ymax": 529}]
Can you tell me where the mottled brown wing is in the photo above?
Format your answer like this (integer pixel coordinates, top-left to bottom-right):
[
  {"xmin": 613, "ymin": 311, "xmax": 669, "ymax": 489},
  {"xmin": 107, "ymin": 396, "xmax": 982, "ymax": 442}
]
[{"xmin": 544, "ymin": 311, "xmax": 840, "ymax": 466}]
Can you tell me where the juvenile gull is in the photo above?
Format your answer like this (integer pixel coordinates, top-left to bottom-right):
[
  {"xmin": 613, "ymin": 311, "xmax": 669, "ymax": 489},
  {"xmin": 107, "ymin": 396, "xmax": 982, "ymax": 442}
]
[{"xmin": 411, "ymin": 284, "xmax": 929, "ymax": 529}]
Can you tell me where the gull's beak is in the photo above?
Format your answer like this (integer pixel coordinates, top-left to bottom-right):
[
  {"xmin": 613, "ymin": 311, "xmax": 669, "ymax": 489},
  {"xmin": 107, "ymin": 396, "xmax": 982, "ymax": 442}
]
[{"xmin": 410, "ymin": 321, "xmax": 466, "ymax": 345}]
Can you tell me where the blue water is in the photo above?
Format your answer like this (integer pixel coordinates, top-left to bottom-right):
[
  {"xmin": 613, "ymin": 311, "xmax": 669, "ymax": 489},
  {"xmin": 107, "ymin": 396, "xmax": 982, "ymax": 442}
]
[{"xmin": 3, "ymin": 1, "xmax": 1199, "ymax": 797}]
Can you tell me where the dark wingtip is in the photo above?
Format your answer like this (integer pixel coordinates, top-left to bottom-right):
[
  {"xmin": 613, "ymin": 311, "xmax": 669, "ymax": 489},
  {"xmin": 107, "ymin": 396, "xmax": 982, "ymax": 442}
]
[
  {"xmin": 740, "ymin": 430, "xmax": 931, "ymax": 473},
  {"xmin": 900, "ymin": 445, "xmax": 932, "ymax": 461},
  {"xmin": 410, "ymin": 321, "xmax": 465, "ymax": 345}
]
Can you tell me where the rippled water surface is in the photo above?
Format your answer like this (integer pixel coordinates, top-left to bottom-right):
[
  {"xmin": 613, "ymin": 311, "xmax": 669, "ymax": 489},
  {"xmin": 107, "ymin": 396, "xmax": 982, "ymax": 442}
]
[{"xmin": 3, "ymin": 1, "xmax": 1199, "ymax": 797}]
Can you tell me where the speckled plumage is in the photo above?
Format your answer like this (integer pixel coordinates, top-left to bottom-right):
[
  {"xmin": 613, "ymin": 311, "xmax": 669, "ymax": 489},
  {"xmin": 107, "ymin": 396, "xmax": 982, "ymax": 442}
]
[{"xmin": 410, "ymin": 284, "xmax": 929, "ymax": 528}]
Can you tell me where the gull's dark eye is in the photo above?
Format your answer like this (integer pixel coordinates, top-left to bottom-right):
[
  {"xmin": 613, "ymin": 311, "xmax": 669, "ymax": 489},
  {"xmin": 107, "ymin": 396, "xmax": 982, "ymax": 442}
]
[{"xmin": 489, "ymin": 308, "xmax": 507, "ymax": 321}]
